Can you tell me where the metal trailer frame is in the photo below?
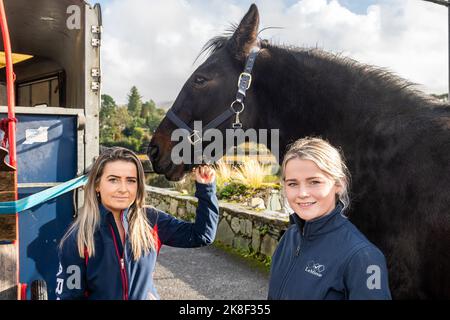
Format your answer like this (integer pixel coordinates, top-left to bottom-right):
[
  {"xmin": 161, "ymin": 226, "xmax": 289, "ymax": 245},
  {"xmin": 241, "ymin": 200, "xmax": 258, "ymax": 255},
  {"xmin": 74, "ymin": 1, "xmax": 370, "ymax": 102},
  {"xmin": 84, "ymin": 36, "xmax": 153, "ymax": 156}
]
[{"xmin": 0, "ymin": 0, "xmax": 101, "ymax": 299}]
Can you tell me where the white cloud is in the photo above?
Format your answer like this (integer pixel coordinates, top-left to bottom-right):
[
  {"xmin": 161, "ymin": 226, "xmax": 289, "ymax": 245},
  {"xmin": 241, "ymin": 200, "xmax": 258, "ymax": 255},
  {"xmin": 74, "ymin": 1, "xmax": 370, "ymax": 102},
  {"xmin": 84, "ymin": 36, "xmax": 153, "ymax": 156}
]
[{"xmin": 100, "ymin": 0, "xmax": 448, "ymax": 104}]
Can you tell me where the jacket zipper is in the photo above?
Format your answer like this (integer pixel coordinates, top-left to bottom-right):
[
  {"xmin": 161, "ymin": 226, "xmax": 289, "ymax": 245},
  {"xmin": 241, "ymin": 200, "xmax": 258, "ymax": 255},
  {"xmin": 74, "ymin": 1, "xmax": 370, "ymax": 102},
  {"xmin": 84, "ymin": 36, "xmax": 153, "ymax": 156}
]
[
  {"xmin": 277, "ymin": 228, "xmax": 303, "ymax": 299},
  {"xmin": 109, "ymin": 213, "xmax": 129, "ymax": 300},
  {"xmin": 120, "ymin": 210, "xmax": 129, "ymax": 300}
]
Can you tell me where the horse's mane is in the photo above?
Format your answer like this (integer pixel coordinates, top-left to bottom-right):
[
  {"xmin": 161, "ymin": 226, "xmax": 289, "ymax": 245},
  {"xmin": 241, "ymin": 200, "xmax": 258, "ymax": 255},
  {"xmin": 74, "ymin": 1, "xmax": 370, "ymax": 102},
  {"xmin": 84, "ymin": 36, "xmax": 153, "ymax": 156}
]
[
  {"xmin": 197, "ymin": 31, "xmax": 442, "ymax": 106},
  {"xmin": 194, "ymin": 25, "xmax": 236, "ymax": 64},
  {"xmin": 291, "ymin": 46, "xmax": 437, "ymax": 104}
]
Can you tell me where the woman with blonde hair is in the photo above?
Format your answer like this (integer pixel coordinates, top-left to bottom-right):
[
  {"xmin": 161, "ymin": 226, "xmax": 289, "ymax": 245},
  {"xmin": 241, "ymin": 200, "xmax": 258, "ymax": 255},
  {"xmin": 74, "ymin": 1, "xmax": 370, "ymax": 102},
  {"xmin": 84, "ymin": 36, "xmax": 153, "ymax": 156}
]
[
  {"xmin": 268, "ymin": 137, "xmax": 391, "ymax": 300},
  {"xmin": 56, "ymin": 147, "xmax": 218, "ymax": 300}
]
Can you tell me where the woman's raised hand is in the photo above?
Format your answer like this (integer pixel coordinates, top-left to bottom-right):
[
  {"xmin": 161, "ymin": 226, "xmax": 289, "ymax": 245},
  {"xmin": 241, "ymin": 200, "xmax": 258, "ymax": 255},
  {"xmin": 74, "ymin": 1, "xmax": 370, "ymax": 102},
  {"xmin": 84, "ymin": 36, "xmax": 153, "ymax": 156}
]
[{"xmin": 194, "ymin": 165, "xmax": 216, "ymax": 184}]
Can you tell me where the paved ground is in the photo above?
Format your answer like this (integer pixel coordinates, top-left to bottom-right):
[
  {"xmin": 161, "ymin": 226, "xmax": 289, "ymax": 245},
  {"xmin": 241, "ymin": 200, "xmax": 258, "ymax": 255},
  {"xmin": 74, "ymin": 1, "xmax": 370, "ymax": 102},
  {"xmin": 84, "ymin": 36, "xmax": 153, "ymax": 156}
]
[{"xmin": 154, "ymin": 244, "xmax": 270, "ymax": 300}]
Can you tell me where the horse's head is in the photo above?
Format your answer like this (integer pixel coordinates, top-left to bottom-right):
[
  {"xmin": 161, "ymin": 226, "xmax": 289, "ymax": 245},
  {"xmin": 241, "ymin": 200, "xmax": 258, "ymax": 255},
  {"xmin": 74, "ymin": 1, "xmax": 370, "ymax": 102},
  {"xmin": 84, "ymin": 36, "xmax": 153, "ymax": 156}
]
[{"xmin": 148, "ymin": 4, "xmax": 262, "ymax": 181}]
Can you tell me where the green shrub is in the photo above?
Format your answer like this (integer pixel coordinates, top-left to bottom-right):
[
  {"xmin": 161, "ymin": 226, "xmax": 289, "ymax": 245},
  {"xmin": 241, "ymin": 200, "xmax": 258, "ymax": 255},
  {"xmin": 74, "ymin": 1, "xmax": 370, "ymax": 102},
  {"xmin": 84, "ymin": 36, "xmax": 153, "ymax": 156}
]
[{"xmin": 217, "ymin": 182, "xmax": 249, "ymax": 200}]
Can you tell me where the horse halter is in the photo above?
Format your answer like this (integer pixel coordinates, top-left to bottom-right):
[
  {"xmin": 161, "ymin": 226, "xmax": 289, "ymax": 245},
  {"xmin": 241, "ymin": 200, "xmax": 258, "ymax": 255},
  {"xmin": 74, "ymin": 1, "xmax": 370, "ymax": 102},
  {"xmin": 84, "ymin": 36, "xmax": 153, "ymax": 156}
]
[{"xmin": 166, "ymin": 46, "xmax": 261, "ymax": 145}]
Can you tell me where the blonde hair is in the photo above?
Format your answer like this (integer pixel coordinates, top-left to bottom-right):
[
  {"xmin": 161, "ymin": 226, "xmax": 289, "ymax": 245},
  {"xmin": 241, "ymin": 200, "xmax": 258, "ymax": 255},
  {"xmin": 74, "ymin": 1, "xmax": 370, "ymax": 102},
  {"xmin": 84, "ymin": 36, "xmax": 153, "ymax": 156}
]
[
  {"xmin": 60, "ymin": 147, "xmax": 156, "ymax": 260},
  {"xmin": 281, "ymin": 137, "xmax": 351, "ymax": 211}
]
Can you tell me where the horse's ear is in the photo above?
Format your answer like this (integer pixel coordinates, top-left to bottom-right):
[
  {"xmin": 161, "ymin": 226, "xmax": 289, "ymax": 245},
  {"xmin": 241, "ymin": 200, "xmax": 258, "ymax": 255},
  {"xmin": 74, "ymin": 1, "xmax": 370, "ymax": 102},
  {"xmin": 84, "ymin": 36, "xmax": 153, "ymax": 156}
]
[{"xmin": 229, "ymin": 4, "xmax": 260, "ymax": 61}]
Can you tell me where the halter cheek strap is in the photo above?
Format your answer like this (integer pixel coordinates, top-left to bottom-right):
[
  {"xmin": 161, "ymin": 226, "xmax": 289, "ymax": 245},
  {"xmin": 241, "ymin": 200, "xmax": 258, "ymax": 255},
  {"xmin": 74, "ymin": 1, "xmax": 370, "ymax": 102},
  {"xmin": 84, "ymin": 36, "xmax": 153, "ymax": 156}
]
[
  {"xmin": 166, "ymin": 46, "xmax": 261, "ymax": 145},
  {"xmin": 236, "ymin": 46, "xmax": 260, "ymax": 104}
]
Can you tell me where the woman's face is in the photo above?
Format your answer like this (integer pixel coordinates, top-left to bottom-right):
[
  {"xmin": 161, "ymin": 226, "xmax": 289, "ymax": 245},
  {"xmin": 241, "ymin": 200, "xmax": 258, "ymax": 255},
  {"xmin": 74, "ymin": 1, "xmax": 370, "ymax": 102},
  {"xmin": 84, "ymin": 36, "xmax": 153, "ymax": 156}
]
[
  {"xmin": 284, "ymin": 158, "xmax": 341, "ymax": 221},
  {"xmin": 96, "ymin": 160, "xmax": 138, "ymax": 215}
]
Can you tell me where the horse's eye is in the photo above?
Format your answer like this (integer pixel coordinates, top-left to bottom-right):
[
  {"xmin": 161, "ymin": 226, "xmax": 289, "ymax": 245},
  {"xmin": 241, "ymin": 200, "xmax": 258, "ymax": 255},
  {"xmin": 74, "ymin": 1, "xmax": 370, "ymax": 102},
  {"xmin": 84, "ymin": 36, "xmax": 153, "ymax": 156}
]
[{"xmin": 194, "ymin": 76, "xmax": 207, "ymax": 86}]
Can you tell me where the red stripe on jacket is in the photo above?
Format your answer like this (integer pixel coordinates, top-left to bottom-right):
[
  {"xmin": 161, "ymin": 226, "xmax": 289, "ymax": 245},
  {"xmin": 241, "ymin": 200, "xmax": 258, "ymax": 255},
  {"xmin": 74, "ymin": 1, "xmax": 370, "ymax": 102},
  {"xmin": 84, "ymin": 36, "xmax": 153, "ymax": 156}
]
[{"xmin": 152, "ymin": 224, "xmax": 162, "ymax": 254}]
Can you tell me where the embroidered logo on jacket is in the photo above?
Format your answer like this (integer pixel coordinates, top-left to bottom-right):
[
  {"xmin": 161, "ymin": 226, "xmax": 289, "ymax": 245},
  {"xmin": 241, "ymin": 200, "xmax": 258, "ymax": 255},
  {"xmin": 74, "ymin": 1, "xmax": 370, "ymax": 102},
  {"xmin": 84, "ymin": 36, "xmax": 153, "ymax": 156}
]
[{"xmin": 305, "ymin": 260, "xmax": 325, "ymax": 277}]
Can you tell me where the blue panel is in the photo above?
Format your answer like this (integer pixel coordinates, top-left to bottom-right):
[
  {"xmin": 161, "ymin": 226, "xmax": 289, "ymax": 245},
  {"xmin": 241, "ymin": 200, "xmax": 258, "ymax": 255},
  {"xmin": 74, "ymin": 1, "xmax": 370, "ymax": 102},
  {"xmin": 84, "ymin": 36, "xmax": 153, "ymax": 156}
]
[
  {"xmin": 15, "ymin": 115, "xmax": 77, "ymax": 183},
  {"xmin": 1, "ymin": 113, "xmax": 79, "ymax": 300},
  {"xmin": 18, "ymin": 187, "xmax": 75, "ymax": 300}
]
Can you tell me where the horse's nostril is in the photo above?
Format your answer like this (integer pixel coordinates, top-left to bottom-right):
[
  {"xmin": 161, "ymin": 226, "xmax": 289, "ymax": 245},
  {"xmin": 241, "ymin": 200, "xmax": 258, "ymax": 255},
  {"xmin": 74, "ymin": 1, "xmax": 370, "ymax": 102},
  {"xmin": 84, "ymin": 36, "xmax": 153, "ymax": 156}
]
[{"xmin": 148, "ymin": 145, "xmax": 159, "ymax": 162}]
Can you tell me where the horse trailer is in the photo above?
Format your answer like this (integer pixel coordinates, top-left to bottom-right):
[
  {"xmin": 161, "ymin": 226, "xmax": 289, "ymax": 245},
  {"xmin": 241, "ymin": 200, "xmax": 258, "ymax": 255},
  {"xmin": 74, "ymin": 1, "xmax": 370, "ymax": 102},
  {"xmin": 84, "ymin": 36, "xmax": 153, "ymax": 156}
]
[{"xmin": 0, "ymin": 0, "xmax": 101, "ymax": 299}]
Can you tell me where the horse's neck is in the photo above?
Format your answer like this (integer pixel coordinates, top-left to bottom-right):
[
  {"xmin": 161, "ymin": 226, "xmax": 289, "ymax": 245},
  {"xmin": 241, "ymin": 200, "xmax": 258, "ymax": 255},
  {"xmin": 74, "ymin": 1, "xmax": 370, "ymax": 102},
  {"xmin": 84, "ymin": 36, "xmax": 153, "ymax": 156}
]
[
  {"xmin": 253, "ymin": 50, "xmax": 349, "ymax": 134},
  {"xmin": 253, "ymin": 47, "xmax": 429, "ymax": 138},
  {"xmin": 251, "ymin": 47, "xmax": 435, "ymax": 161}
]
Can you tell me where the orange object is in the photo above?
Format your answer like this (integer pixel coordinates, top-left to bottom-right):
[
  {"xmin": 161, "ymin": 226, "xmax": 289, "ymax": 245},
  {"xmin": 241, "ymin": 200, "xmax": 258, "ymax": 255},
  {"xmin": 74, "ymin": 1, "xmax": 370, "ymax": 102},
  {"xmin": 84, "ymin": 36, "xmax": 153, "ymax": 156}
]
[
  {"xmin": 0, "ymin": 0, "xmax": 16, "ymax": 168},
  {"xmin": 0, "ymin": 0, "xmax": 19, "ymax": 299}
]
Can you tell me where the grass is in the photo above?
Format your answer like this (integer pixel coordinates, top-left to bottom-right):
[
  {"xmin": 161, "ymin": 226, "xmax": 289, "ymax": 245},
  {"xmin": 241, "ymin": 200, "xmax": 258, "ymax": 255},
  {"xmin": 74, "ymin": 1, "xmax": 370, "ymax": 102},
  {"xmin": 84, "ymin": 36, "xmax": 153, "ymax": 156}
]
[
  {"xmin": 213, "ymin": 240, "xmax": 271, "ymax": 274},
  {"xmin": 214, "ymin": 159, "xmax": 282, "ymax": 207},
  {"xmin": 232, "ymin": 158, "xmax": 273, "ymax": 189},
  {"xmin": 215, "ymin": 157, "xmax": 278, "ymax": 189},
  {"xmin": 214, "ymin": 160, "xmax": 234, "ymax": 190}
]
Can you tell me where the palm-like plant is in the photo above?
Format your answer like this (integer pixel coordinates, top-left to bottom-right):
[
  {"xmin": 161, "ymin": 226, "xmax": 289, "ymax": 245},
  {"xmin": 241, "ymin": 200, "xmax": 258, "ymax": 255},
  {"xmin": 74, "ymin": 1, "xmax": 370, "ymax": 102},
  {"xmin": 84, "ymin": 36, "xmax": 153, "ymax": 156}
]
[
  {"xmin": 214, "ymin": 160, "xmax": 234, "ymax": 189},
  {"xmin": 232, "ymin": 158, "xmax": 272, "ymax": 189}
]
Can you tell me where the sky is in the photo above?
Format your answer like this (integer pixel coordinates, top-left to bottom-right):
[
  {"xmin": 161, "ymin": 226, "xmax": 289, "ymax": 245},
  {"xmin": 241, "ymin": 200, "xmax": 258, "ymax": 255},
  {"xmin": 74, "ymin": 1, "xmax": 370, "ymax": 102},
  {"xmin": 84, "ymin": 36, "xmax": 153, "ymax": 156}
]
[{"xmin": 93, "ymin": 0, "xmax": 448, "ymax": 105}]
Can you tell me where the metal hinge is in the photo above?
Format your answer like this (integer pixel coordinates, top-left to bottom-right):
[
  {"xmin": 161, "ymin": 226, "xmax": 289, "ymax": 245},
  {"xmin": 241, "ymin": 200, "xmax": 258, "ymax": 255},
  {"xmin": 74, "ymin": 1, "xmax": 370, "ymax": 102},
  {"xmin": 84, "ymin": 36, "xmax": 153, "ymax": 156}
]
[
  {"xmin": 91, "ymin": 38, "xmax": 101, "ymax": 47},
  {"xmin": 91, "ymin": 68, "xmax": 100, "ymax": 77},
  {"xmin": 91, "ymin": 81, "xmax": 100, "ymax": 91},
  {"xmin": 91, "ymin": 25, "xmax": 102, "ymax": 34}
]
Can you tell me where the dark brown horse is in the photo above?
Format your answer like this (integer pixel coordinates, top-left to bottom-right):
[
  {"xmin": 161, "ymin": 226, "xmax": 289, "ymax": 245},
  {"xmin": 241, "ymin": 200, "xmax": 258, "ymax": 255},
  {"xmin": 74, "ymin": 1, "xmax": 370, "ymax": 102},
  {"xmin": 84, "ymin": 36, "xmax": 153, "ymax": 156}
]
[{"xmin": 148, "ymin": 4, "xmax": 450, "ymax": 299}]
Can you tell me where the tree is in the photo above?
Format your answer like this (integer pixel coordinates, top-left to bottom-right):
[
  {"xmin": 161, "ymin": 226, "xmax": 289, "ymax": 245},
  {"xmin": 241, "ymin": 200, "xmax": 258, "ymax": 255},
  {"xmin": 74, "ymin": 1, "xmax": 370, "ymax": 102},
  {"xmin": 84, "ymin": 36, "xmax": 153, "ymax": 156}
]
[
  {"xmin": 140, "ymin": 133, "xmax": 152, "ymax": 153},
  {"xmin": 127, "ymin": 86, "xmax": 143, "ymax": 117},
  {"xmin": 101, "ymin": 106, "xmax": 132, "ymax": 141},
  {"xmin": 100, "ymin": 94, "xmax": 119, "ymax": 144},
  {"xmin": 101, "ymin": 94, "xmax": 116, "ymax": 109},
  {"xmin": 141, "ymin": 100, "xmax": 156, "ymax": 118},
  {"xmin": 114, "ymin": 106, "xmax": 132, "ymax": 135},
  {"xmin": 99, "ymin": 91, "xmax": 167, "ymax": 153},
  {"xmin": 146, "ymin": 109, "xmax": 166, "ymax": 133},
  {"xmin": 100, "ymin": 94, "xmax": 117, "ymax": 122}
]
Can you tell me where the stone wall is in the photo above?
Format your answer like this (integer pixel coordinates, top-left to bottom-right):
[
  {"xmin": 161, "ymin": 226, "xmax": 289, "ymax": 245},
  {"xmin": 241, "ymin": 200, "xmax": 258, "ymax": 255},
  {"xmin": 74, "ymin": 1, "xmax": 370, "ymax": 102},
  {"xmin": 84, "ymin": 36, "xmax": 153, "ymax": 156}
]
[{"xmin": 145, "ymin": 186, "xmax": 289, "ymax": 260}]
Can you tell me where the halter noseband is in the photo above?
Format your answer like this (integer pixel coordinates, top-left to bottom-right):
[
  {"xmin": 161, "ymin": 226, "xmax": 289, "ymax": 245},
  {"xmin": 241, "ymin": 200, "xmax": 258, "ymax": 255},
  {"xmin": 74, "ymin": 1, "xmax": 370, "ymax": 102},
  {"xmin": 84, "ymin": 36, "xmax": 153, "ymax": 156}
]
[{"xmin": 166, "ymin": 46, "xmax": 260, "ymax": 145}]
